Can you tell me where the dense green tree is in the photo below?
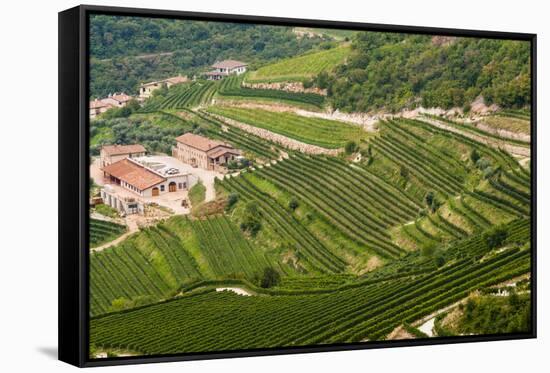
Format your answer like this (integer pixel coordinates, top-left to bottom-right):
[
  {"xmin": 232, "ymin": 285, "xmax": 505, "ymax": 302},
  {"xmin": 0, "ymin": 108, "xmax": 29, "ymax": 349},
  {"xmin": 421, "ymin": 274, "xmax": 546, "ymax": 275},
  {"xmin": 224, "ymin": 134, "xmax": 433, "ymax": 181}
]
[
  {"xmin": 325, "ymin": 34, "xmax": 530, "ymax": 112},
  {"xmin": 90, "ymin": 15, "xmax": 327, "ymax": 98}
]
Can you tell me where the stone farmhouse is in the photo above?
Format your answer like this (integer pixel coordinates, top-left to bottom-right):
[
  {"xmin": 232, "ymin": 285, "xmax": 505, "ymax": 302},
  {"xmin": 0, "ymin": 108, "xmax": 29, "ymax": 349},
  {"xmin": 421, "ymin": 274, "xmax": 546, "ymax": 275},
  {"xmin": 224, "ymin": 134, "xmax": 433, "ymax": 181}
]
[
  {"xmin": 99, "ymin": 144, "xmax": 147, "ymax": 168},
  {"xmin": 173, "ymin": 133, "xmax": 240, "ymax": 171},
  {"xmin": 138, "ymin": 75, "xmax": 188, "ymax": 99},
  {"xmin": 89, "ymin": 92, "xmax": 133, "ymax": 118},
  {"xmin": 100, "ymin": 156, "xmax": 197, "ymax": 214},
  {"xmin": 204, "ymin": 60, "xmax": 248, "ymax": 80}
]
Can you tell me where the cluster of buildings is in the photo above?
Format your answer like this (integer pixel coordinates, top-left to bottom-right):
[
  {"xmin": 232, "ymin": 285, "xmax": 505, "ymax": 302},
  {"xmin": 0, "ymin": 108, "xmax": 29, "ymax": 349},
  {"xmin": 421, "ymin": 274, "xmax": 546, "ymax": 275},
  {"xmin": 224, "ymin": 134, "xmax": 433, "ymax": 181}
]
[
  {"xmin": 96, "ymin": 133, "xmax": 240, "ymax": 215},
  {"xmin": 90, "ymin": 60, "xmax": 248, "ymax": 119},
  {"xmin": 89, "ymin": 92, "xmax": 133, "ymax": 118}
]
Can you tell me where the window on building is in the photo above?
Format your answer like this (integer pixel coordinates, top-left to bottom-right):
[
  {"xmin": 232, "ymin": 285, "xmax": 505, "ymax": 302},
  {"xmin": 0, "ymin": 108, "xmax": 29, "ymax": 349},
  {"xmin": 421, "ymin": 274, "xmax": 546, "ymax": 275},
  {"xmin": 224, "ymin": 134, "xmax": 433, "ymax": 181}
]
[{"xmin": 160, "ymin": 185, "xmax": 165, "ymax": 192}]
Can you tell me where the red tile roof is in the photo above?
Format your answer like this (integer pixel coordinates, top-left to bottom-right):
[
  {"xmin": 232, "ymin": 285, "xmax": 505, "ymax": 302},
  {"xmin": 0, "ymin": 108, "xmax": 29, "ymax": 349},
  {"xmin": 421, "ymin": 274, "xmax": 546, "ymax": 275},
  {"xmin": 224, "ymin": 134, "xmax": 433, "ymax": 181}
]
[
  {"xmin": 102, "ymin": 159, "xmax": 165, "ymax": 190},
  {"xmin": 101, "ymin": 144, "xmax": 147, "ymax": 156},
  {"xmin": 90, "ymin": 99, "xmax": 112, "ymax": 109},
  {"xmin": 207, "ymin": 147, "xmax": 240, "ymax": 159},
  {"xmin": 175, "ymin": 133, "xmax": 230, "ymax": 152},
  {"xmin": 111, "ymin": 93, "xmax": 132, "ymax": 103}
]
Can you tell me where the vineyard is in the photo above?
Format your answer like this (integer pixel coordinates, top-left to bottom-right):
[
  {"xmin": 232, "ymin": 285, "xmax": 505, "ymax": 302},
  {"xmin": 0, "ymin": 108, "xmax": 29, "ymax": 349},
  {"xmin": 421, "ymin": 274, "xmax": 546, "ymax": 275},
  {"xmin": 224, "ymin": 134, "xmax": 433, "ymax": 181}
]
[
  {"xmin": 89, "ymin": 31, "xmax": 532, "ymax": 357},
  {"xmin": 218, "ymin": 75, "xmax": 325, "ymax": 108},
  {"xmin": 89, "ymin": 215, "xmax": 278, "ymax": 315},
  {"xmin": 206, "ymin": 106, "xmax": 369, "ymax": 149},
  {"xmin": 90, "ymin": 219, "xmax": 531, "ymax": 354},
  {"xmin": 90, "ymin": 218, "xmax": 127, "ymax": 248},
  {"xmin": 139, "ymin": 81, "xmax": 218, "ymax": 112},
  {"xmin": 247, "ymin": 45, "xmax": 351, "ymax": 82}
]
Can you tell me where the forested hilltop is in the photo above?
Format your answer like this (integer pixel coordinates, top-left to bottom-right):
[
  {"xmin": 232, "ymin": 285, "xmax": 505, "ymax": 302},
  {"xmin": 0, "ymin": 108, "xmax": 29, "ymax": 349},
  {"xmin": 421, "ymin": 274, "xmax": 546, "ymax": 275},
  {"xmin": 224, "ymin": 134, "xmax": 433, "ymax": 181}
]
[
  {"xmin": 323, "ymin": 33, "xmax": 530, "ymax": 112},
  {"xmin": 90, "ymin": 15, "xmax": 329, "ymax": 98}
]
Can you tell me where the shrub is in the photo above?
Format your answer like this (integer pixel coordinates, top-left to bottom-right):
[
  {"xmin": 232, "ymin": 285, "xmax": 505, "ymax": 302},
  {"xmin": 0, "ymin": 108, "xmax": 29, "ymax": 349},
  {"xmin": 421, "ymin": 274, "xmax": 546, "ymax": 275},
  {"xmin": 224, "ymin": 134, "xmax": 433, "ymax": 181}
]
[
  {"xmin": 470, "ymin": 149, "xmax": 481, "ymax": 163},
  {"xmin": 240, "ymin": 201, "xmax": 262, "ymax": 236},
  {"xmin": 344, "ymin": 141, "xmax": 358, "ymax": 154},
  {"xmin": 288, "ymin": 197, "xmax": 299, "ymax": 211},
  {"xmin": 484, "ymin": 225, "xmax": 508, "ymax": 249},
  {"xmin": 260, "ymin": 267, "xmax": 281, "ymax": 288},
  {"xmin": 225, "ymin": 193, "xmax": 239, "ymax": 211}
]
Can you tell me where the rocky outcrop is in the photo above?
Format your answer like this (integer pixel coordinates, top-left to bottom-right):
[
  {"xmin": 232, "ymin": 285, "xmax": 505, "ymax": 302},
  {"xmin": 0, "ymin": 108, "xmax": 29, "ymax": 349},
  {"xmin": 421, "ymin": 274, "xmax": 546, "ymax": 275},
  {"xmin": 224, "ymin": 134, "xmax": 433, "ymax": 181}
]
[{"xmin": 242, "ymin": 81, "xmax": 327, "ymax": 96}]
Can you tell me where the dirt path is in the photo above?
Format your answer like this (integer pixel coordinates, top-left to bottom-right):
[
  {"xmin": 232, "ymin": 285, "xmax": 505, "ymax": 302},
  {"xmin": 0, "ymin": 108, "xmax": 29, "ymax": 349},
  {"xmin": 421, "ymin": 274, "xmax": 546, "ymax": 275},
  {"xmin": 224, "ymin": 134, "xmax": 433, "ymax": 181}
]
[
  {"xmin": 90, "ymin": 216, "xmax": 140, "ymax": 252},
  {"xmin": 419, "ymin": 117, "xmax": 530, "ymax": 157},
  {"xmin": 207, "ymin": 112, "xmax": 341, "ymax": 155},
  {"xmin": 215, "ymin": 287, "xmax": 253, "ymax": 296}
]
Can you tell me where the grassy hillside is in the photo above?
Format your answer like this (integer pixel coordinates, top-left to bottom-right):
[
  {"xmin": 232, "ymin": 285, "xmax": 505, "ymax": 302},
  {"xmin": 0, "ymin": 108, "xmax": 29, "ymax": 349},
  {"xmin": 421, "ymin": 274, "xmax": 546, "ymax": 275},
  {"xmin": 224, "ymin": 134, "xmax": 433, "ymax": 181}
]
[
  {"xmin": 206, "ymin": 106, "xmax": 369, "ymax": 149},
  {"xmin": 90, "ymin": 219, "xmax": 127, "ymax": 248},
  {"xmin": 247, "ymin": 45, "xmax": 351, "ymax": 83}
]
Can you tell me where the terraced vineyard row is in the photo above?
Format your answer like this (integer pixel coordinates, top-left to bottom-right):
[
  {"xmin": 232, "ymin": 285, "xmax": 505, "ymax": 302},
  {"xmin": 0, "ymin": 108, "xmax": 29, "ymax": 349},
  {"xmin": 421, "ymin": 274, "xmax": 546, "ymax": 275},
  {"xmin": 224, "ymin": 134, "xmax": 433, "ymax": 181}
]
[
  {"xmin": 397, "ymin": 118, "xmax": 530, "ymax": 184},
  {"xmin": 247, "ymin": 45, "xmax": 351, "ymax": 82},
  {"xmin": 190, "ymin": 216, "xmax": 271, "ymax": 278},
  {"xmin": 90, "ymin": 218, "xmax": 127, "ymax": 248},
  {"xmin": 254, "ymin": 156, "xmax": 408, "ymax": 259},
  {"xmin": 221, "ymin": 175, "xmax": 347, "ymax": 273},
  {"xmin": 372, "ymin": 121, "xmax": 467, "ymax": 196},
  {"xmin": 207, "ymin": 106, "xmax": 368, "ymax": 149},
  {"xmin": 191, "ymin": 110, "xmax": 280, "ymax": 159},
  {"xmin": 139, "ymin": 81, "xmax": 217, "ymax": 112},
  {"xmin": 422, "ymin": 114, "xmax": 531, "ymax": 146},
  {"xmin": 218, "ymin": 75, "xmax": 325, "ymax": 108},
  {"xmin": 90, "ymin": 219, "xmax": 530, "ymax": 354}
]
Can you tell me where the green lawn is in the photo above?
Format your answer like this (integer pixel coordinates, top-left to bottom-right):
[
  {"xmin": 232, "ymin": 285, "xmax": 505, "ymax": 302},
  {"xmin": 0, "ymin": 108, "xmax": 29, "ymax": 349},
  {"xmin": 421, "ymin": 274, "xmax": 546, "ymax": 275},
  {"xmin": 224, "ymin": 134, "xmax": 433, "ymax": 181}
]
[
  {"xmin": 207, "ymin": 106, "xmax": 369, "ymax": 149},
  {"xmin": 247, "ymin": 45, "xmax": 351, "ymax": 83}
]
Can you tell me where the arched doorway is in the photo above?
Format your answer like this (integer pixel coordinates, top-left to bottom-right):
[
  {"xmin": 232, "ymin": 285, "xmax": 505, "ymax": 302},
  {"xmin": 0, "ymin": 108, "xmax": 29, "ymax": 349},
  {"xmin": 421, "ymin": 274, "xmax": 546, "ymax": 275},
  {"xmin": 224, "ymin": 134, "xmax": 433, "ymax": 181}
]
[
  {"xmin": 152, "ymin": 187, "xmax": 159, "ymax": 196},
  {"xmin": 169, "ymin": 182, "xmax": 177, "ymax": 192}
]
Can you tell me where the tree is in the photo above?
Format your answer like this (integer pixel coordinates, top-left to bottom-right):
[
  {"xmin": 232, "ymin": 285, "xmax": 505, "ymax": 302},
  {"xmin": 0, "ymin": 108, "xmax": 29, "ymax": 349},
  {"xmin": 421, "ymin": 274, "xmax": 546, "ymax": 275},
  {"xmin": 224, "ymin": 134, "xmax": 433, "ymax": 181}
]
[
  {"xmin": 344, "ymin": 141, "xmax": 358, "ymax": 154},
  {"xmin": 240, "ymin": 201, "xmax": 262, "ymax": 236},
  {"xmin": 225, "ymin": 193, "xmax": 239, "ymax": 211},
  {"xmin": 288, "ymin": 197, "xmax": 299, "ymax": 211},
  {"xmin": 470, "ymin": 149, "xmax": 481, "ymax": 163},
  {"xmin": 484, "ymin": 225, "xmax": 508, "ymax": 249},
  {"xmin": 400, "ymin": 165, "xmax": 410, "ymax": 179},
  {"xmin": 260, "ymin": 267, "xmax": 281, "ymax": 288}
]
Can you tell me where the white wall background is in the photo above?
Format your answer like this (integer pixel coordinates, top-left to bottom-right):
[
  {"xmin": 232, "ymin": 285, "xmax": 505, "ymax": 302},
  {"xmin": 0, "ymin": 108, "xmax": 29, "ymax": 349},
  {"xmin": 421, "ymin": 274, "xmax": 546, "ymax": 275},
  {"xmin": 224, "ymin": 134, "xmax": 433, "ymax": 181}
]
[{"xmin": 0, "ymin": 0, "xmax": 546, "ymax": 371}]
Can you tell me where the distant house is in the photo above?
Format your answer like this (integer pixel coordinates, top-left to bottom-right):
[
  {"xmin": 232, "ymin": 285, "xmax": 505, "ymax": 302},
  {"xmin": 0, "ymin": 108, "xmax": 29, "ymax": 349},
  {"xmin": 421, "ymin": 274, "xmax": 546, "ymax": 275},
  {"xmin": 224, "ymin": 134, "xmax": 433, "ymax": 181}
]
[
  {"xmin": 205, "ymin": 60, "xmax": 248, "ymax": 80},
  {"xmin": 89, "ymin": 92, "xmax": 133, "ymax": 118},
  {"xmin": 172, "ymin": 133, "xmax": 240, "ymax": 171},
  {"xmin": 89, "ymin": 99, "xmax": 113, "ymax": 118},
  {"xmin": 99, "ymin": 144, "xmax": 147, "ymax": 168},
  {"xmin": 138, "ymin": 75, "xmax": 188, "ymax": 99},
  {"xmin": 101, "ymin": 92, "xmax": 133, "ymax": 107}
]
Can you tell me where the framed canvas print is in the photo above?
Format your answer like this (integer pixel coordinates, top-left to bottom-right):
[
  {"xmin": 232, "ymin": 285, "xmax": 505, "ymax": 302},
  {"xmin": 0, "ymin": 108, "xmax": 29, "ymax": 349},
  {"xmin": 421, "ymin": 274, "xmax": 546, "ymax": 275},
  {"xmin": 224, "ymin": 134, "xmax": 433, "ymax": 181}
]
[{"xmin": 58, "ymin": 4, "xmax": 536, "ymax": 367}]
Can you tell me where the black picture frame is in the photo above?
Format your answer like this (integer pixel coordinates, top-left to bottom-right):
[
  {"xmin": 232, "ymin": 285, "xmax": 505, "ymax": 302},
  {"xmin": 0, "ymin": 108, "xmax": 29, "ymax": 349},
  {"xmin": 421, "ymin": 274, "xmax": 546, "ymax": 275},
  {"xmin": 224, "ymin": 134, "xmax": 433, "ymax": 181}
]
[{"xmin": 58, "ymin": 4, "xmax": 537, "ymax": 368}]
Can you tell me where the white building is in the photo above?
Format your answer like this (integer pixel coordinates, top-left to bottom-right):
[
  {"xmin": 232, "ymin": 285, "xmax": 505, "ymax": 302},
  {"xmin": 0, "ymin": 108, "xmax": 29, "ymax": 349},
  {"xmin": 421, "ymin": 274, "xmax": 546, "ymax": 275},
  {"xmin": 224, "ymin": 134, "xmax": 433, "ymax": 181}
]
[{"xmin": 205, "ymin": 60, "xmax": 248, "ymax": 80}]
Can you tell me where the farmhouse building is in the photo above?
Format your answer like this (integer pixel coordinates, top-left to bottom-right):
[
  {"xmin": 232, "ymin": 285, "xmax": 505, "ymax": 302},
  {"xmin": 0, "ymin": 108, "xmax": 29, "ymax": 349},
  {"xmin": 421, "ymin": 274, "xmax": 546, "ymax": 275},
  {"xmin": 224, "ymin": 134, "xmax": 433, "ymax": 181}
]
[
  {"xmin": 100, "ymin": 156, "xmax": 197, "ymax": 214},
  {"xmin": 139, "ymin": 75, "xmax": 188, "ymax": 99},
  {"xmin": 100, "ymin": 144, "xmax": 147, "ymax": 168},
  {"xmin": 101, "ymin": 92, "xmax": 133, "ymax": 107},
  {"xmin": 173, "ymin": 133, "xmax": 240, "ymax": 171},
  {"xmin": 89, "ymin": 92, "xmax": 134, "ymax": 118},
  {"xmin": 89, "ymin": 99, "xmax": 113, "ymax": 118},
  {"xmin": 205, "ymin": 60, "xmax": 248, "ymax": 80}
]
